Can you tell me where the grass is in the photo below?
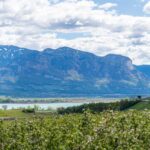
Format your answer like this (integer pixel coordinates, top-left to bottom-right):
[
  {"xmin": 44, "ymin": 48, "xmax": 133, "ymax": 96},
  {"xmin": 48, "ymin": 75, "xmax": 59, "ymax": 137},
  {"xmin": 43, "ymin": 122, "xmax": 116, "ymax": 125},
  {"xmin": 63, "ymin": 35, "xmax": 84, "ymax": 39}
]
[
  {"xmin": 0, "ymin": 109, "xmax": 56, "ymax": 118},
  {"xmin": 0, "ymin": 109, "xmax": 35, "ymax": 118},
  {"xmin": 129, "ymin": 101, "xmax": 150, "ymax": 110}
]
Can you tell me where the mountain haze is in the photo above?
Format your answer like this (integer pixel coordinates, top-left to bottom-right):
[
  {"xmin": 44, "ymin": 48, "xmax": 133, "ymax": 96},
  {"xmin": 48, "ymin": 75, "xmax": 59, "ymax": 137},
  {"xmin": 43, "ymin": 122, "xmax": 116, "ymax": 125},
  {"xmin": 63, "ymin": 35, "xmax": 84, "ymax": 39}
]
[{"xmin": 0, "ymin": 45, "xmax": 150, "ymax": 97}]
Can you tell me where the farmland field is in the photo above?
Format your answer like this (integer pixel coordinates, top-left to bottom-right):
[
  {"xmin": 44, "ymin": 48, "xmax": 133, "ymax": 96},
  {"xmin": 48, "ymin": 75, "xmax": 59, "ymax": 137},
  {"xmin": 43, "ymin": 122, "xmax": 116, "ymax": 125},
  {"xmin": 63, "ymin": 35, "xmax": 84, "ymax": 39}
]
[{"xmin": 0, "ymin": 110, "xmax": 150, "ymax": 149}]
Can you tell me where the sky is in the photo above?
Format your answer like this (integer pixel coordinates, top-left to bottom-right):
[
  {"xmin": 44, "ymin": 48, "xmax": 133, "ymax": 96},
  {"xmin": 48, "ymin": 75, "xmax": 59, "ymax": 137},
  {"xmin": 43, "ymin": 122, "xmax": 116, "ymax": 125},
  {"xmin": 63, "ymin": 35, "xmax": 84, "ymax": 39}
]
[{"xmin": 0, "ymin": 0, "xmax": 150, "ymax": 65}]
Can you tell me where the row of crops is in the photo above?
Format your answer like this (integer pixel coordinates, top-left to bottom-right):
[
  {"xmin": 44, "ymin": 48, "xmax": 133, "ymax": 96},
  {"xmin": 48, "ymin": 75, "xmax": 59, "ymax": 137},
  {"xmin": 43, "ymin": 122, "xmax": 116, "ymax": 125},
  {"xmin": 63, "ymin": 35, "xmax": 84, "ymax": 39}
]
[{"xmin": 0, "ymin": 110, "xmax": 150, "ymax": 149}]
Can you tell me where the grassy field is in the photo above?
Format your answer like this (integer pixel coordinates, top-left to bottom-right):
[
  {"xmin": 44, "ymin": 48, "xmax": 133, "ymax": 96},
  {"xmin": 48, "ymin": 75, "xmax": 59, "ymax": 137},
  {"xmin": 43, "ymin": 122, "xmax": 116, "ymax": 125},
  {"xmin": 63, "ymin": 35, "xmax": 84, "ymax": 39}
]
[
  {"xmin": 129, "ymin": 101, "xmax": 150, "ymax": 110},
  {"xmin": 0, "ymin": 109, "xmax": 31, "ymax": 118},
  {"xmin": 0, "ymin": 109, "xmax": 56, "ymax": 119}
]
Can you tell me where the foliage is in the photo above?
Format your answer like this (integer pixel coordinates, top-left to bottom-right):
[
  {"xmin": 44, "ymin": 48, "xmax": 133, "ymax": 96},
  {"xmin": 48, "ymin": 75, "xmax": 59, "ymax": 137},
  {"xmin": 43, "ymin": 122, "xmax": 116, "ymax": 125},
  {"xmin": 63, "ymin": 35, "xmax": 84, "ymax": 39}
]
[
  {"xmin": 0, "ymin": 110, "xmax": 150, "ymax": 149},
  {"xmin": 58, "ymin": 99, "xmax": 141, "ymax": 114},
  {"xmin": 0, "ymin": 97, "xmax": 67, "ymax": 103},
  {"xmin": 0, "ymin": 98, "xmax": 12, "ymax": 103},
  {"xmin": 129, "ymin": 101, "xmax": 150, "ymax": 110},
  {"xmin": 119, "ymin": 99, "xmax": 141, "ymax": 110},
  {"xmin": 22, "ymin": 108, "xmax": 35, "ymax": 113}
]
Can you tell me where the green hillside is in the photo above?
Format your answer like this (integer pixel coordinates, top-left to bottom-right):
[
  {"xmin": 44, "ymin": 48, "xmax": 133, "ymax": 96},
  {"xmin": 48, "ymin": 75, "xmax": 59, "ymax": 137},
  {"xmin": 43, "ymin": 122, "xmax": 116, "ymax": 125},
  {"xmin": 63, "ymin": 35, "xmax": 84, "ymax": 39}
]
[{"xmin": 129, "ymin": 101, "xmax": 150, "ymax": 110}]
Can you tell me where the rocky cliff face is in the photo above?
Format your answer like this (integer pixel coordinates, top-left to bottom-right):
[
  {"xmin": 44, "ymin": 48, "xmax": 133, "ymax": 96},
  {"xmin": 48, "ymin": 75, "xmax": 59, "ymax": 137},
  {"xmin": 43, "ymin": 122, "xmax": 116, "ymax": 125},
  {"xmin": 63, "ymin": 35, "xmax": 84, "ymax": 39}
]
[{"xmin": 0, "ymin": 45, "xmax": 149, "ymax": 97}]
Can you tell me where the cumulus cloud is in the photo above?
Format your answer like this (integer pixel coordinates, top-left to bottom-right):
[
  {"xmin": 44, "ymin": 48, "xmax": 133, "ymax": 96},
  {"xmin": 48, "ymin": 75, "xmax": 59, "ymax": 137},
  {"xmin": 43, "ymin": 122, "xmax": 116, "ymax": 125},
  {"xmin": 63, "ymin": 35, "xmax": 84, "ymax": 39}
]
[
  {"xmin": 99, "ymin": 3, "xmax": 118, "ymax": 10},
  {"xmin": 143, "ymin": 1, "xmax": 150, "ymax": 14},
  {"xmin": 0, "ymin": 0, "xmax": 150, "ymax": 64}
]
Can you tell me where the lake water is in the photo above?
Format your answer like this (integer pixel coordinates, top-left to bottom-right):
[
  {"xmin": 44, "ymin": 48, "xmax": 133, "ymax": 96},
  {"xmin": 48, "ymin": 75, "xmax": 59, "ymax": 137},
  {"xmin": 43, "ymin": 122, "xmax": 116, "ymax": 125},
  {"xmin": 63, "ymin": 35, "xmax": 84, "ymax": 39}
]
[{"xmin": 0, "ymin": 103, "xmax": 84, "ymax": 110}]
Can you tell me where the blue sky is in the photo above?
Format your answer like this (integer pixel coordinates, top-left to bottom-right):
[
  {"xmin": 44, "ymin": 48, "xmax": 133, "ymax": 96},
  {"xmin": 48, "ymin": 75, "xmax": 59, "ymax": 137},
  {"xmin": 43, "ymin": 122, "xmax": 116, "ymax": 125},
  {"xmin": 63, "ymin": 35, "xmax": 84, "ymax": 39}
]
[
  {"xmin": 0, "ymin": 0, "xmax": 150, "ymax": 64},
  {"xmin": 95, "ymin": 0, "xmax": 149, "ymax": 16}
]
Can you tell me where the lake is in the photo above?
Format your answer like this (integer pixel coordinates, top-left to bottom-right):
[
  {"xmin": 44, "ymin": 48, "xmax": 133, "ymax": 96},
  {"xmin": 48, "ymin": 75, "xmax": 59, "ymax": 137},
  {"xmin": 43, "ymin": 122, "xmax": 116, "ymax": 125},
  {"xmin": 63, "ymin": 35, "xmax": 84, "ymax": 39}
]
[{"xmin": 0, "ymin": 102, "xmax": 85, "ymax": 110}]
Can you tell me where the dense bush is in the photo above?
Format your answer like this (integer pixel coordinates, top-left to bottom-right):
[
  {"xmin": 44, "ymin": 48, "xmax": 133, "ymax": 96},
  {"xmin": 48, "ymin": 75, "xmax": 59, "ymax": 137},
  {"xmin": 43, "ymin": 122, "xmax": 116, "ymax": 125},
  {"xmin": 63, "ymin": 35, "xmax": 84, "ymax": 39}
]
[
  {"xmin": 119, "ymin": 99, "xmax": 141, "ymax": 110},
  {"xmin": 22, "ymin": 108, "xmax": 35, "ymax": 113},
  {"xmin": 58, "ymin": 99, "xmax": 141, "ymax": 114},
  {"xmin": 0, "ymin": 110, "xmax": 150, "ymax": 149}
]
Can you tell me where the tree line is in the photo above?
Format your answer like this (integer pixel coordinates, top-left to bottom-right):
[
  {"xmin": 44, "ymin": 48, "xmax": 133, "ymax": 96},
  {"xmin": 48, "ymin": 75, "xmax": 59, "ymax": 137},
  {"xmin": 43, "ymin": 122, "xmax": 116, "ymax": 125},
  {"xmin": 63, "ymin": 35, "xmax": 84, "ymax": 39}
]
[{"xmin": 58, "ymin": 99, "xmax": 142, "ymax": 114}]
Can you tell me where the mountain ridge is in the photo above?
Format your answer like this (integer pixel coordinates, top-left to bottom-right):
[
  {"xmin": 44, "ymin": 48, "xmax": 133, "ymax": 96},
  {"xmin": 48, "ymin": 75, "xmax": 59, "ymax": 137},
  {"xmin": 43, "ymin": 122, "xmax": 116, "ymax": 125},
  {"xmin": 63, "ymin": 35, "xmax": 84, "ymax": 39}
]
[{"xmin": 0, "ymin": 45, "xmax": 150, "ymax": 97}]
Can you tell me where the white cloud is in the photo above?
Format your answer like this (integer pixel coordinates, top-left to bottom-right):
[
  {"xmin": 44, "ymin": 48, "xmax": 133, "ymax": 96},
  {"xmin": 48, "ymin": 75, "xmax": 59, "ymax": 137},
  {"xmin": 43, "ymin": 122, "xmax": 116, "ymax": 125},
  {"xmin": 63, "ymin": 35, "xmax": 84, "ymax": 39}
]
[
  {"xmin": 99, "ymin": 2, "xmax": 118, "ymax": 10},
  {"xmin": 0, "ymin": 0, "xmax": 149, "ymax": 65},
  {"xmin": 141, "ymin": 0, "xmax": 146, "ymax": 3},
  {"xmin": 143, "ymin": 1, "xmax": 150, "ymax": 14}
]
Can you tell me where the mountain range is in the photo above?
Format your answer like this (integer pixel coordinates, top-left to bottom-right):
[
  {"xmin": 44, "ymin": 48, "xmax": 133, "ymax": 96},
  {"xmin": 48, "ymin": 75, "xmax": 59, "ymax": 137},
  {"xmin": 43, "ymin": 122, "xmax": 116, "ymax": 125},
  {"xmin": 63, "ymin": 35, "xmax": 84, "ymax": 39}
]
[{"xmin": 0, "ymin": 45, "xmax": 150, "ymax": 97}]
